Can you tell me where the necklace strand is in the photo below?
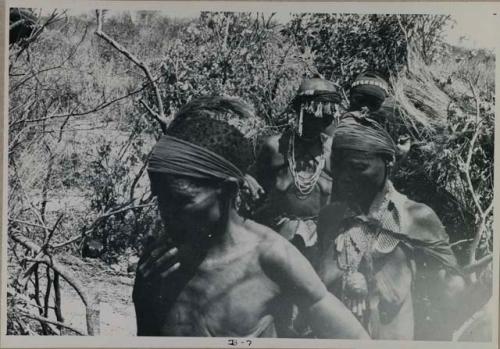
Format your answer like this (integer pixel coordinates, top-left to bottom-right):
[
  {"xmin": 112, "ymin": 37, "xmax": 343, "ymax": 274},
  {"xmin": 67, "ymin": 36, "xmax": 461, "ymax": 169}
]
[{"xmin": 287, "ymin": 132, "xmax": 326, "ymax": 198}]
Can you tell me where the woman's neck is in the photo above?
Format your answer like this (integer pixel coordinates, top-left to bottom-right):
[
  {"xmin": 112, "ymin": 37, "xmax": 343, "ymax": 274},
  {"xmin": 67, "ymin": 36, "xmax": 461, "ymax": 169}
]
[{"xmin": 351, "ymin": 180, "xmax": 389, "ymax": 215}]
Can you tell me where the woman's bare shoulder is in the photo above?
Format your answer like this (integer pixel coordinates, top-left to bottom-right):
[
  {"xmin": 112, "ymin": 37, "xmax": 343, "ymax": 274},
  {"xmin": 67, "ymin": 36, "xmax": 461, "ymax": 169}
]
[
  {"xmin": 243, "ymin": 219, "xmax": 285, "ymax": 245},
  {"xmin": 241, "ymin": 219, "xmax": 295, "ymax": 264}
]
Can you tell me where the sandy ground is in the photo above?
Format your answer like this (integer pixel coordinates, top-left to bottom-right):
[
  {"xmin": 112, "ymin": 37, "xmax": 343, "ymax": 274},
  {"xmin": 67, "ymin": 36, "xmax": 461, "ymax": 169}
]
[{"xmin": 56, "ymin": 254, "xmax": 137, "ymax": 336}]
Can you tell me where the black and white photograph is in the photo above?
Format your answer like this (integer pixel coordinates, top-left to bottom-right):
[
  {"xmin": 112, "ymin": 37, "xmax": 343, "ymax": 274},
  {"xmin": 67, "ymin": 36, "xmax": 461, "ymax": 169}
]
[{"xmin": 1, "ymin": 1, "xmax": 498, "ymax": 348}]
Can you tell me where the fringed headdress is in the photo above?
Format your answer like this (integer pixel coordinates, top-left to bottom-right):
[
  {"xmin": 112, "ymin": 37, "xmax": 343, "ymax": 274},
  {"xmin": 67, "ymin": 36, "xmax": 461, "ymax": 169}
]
[{"xmin": 292, "ymin": 78, "xmax": 342, "ymax": 136}]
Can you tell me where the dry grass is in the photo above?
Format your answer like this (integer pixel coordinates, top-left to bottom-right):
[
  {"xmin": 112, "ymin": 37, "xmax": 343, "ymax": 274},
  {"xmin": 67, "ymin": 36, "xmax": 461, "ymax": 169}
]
[{"xmin": 391, "ymin": 48, "xmax": 452, "ymax": 140}]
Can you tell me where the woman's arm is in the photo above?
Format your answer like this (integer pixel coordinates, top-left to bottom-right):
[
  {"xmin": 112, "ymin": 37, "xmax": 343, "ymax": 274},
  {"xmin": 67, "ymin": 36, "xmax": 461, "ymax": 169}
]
[{"xmin": 260, "ymin": 236, "xmax": 369, "ymax": 339}]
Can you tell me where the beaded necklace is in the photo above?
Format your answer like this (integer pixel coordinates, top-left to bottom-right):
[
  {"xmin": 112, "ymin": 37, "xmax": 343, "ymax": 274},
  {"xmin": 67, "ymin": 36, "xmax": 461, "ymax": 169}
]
[{"xmin": 287, "ymin": 131, "xmax": 328, "ymax": 199}]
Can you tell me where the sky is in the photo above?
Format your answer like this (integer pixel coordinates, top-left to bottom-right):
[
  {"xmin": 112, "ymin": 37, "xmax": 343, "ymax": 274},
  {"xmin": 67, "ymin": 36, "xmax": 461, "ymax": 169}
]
[{"xmin": 443, "ymin": 12, "xmax": 498, "ymax": 50}]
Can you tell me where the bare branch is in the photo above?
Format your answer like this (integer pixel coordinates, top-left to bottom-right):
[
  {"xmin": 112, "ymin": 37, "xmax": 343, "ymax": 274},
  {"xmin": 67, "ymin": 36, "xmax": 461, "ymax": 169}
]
[
  {"xmin": 13, "ymin": 10, "xmax": 65, "ymax": 59},
  {"xmin": 43, "ymin": 266, "xmax": 52, "ymax": 320},
  {"xmin": 463, "ymin": 254, "xmax": 493, "ymax": 273},
  {"xmin": 9, "ymin": 218, "xmax": 47, "ymax": 231},
  {"xmin": 129, "ymin": 158, "xmax": 149, "ymax": 202},
  {"xmin": 469, "ymin": 219, "xmax": 487, "ymax": 266},
  {"xmin": 140, "ymin": 99, "xmax": 168, "ymax": 133},
  {"xmin": 42, "ymin": 214, "xmax": 64, "ymax": 248},
  {"xmin": 18, "ymin": 311, "xmax": 85, "ymax": 335},
  {"xmin": 460, "ymin": 121, "xmax": 484, "ymax": 217},
  {"xmin": 467, "ymin": 78, "xmax": 481, "ymax": 124},
  {"xmin": 10, "ymin": 233, "xmax": 100, "ymax": 335},
  {"xmin": 10, "ymin": 84, "xmax": 149, "ymax": 125},
  {"xmin": 10, "ymin": 19, "xmax": 27, "ymax": 31},
  {"xmin": 396, "ymin": 15, "xmax": 410, "ymax": 44},
  {"xmin": 483, "ymin": 200, "xmax": 494, "ymax": 219},
  {"xmin": 10, "ymin": 23, "xmax": 89, "ymax": 92},
  {"xmin": 50, "ymin": 203, "xmax": 154, "ymax": 249},
  {"xmin": 49, "ymin": 235, "xmax": 82, "ymax": 250},
  {"xmin": 95, "ymin": 10, "xmax": 169, "ymax": 132},
  {"xmin": 450, "ymin": 238, "xmax": 474, "ymax": 247},
  {"xmin": 455, "ymin": 79, "xmax": 494, "ymax": 266},
  {"xmin": 53, "ymin": 272, "xmax": 64, "ymax": 324},
  {"xmin": 11, "ymin": 166, "xmax": 51, "ymax": 240}
]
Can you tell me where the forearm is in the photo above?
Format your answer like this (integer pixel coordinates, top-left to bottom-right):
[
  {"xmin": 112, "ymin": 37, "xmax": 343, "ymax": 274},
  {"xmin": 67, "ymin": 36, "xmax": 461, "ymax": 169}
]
[{"xmin": 307, "ymin": 293, "xmax": 369, "ymax": 339}]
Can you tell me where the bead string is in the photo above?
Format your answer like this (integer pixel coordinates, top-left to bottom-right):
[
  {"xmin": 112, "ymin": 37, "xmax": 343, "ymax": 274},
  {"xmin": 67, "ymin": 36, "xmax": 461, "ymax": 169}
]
[{"xmin": 287, "ymin": 131, "xmax": 327, "ymax": 199}]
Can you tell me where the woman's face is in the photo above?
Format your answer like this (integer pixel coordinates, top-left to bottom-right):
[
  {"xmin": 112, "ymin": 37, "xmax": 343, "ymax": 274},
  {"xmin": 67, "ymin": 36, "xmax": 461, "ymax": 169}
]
[
  {"xmin": 154, "ymin": 176, "xmax": 224, "ymax": 244},
  {"xmin": 350, "ymin": 92, "xmax": 384, "ymax": 112},
  {"xmin": 332, "ymin": 149, "xmax": 387, "ymax": 208}
]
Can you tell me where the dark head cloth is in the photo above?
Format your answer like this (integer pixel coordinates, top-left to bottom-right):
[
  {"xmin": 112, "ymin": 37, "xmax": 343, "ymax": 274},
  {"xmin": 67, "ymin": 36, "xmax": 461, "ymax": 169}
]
[
  {"xmin": 332, "ymin": 113, "xmax": 397, "ymax": 159},
  {"xmin": 148, "ymin": 135, "xmax": 245, "ymax": 184}
]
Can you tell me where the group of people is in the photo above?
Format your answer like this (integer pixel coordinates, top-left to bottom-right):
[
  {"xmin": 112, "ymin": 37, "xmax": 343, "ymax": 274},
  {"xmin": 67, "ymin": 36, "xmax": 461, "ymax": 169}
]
[{"xmin": 132, "ymin": 72, "xmax": 467, "ymax": 340}]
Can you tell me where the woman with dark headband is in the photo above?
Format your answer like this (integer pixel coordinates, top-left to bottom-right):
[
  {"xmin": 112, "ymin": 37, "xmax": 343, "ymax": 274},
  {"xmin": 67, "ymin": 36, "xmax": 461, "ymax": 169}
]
[
  {"xmin": 317, "ymin": 114, "xmax": 464, "ymax": 339},
  {"xmin": 349, "ymin": 71, "xmax": 389, "ymax": 112},
  {"xmin": 133, "ymin": 96, "xmax": 368, "ymax": 339},
  {"xmin": 348, "ymin": 72, "xmax": 412, "ymax": 167}
]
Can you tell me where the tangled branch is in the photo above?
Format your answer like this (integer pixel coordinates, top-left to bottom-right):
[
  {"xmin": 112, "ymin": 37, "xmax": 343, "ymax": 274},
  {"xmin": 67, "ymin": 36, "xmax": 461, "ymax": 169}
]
[
  {"xmin": 456, "ymin": 79, "xmax": 494, "ymax": 269},
  {"xmin": 10, "ymin": 233, "xmax": 100, "ymax": 335}
]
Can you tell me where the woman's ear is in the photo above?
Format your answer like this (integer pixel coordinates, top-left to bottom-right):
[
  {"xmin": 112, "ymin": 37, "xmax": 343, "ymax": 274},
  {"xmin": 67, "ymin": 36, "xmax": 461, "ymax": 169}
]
[
  {"xmin": 216, "ymin": 178, "xmax": 241, "ymax": 216},
  {"xmin": 220, "ymin": 177, "xmax": 240, "ymax": 196}
]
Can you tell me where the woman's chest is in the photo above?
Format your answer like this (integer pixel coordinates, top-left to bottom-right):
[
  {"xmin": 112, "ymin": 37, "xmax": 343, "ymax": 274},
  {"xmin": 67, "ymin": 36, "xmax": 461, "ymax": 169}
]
[{"xmin": 158, "ymin": 257, "xmax": 277, "ymax": 336}]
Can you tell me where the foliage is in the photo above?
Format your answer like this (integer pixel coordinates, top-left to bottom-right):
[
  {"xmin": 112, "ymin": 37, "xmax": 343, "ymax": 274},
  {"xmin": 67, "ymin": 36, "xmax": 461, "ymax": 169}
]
[{"xmin": 281, "ymin": 14, "xmax": 450, "ymax": 90}]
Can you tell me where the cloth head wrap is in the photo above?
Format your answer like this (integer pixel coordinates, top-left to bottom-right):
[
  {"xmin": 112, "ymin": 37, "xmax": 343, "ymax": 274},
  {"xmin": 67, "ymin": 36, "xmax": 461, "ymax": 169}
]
[
  {"xmin": 332, "ymin": 113, "xmax": 397, "ymax": 160},
  {"xmin": 148, "ymin": 135, "xmax": 245, "ymax": 185}
]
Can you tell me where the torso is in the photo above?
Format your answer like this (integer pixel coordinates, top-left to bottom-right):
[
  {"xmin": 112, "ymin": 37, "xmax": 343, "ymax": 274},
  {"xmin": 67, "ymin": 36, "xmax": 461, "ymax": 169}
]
[
  {"xmin": 317, "ymin": 193, "xmax": 415, "ymax": 340},
  {"xmin": 260, "ymin": 131, "xmax": 333, "ymax": 222},
  {"xmin": 134, "ymin": 224, "xmax": 282, "ymax": 337},
  {"xmin": 330, "ymin": 232, "xmax": 414, "ymax": 339}
]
